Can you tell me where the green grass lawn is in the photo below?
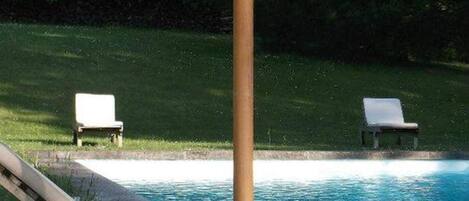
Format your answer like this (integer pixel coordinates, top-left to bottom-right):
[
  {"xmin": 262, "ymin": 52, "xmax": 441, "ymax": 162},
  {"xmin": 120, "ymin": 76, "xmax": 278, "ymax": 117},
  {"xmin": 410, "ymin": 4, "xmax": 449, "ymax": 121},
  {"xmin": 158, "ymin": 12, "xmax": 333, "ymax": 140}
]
[{"xmin": 0, "ymin": 23, "xmax": 468, "ymax": 153}]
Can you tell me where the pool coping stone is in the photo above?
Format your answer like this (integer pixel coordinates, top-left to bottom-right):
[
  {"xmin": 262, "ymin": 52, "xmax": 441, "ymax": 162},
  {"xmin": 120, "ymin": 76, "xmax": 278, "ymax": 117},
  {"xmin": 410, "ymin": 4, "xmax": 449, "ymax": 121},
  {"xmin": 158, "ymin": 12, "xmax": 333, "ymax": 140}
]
[{"xmin": 32, "ymin": 150, "xmax": 469, "ymax": 161}]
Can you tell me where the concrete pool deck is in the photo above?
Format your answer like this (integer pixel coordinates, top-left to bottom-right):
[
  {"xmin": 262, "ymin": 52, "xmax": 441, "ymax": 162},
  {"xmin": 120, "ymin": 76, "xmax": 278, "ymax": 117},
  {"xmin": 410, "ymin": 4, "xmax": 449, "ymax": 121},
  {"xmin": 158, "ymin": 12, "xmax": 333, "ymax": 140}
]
[
  {"xmin": 32, "ymin": 150, "xmax": 469, "ymax": 201},
  {"xmin": 43, "ymin": 161, "xmax": 146, "ymax": 201}
]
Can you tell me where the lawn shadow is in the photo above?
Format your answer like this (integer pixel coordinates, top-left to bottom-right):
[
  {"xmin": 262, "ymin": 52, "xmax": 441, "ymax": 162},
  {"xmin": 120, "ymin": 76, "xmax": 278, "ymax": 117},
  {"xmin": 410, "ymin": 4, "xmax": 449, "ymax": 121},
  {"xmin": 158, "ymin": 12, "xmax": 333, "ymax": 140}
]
[
  {"xmin": 13, "ymin": 139, "xmax": 98, "ymax": 147},
  {"xmin": 0, "ymin": 23, "xmax": 468, "ymax": 151}
]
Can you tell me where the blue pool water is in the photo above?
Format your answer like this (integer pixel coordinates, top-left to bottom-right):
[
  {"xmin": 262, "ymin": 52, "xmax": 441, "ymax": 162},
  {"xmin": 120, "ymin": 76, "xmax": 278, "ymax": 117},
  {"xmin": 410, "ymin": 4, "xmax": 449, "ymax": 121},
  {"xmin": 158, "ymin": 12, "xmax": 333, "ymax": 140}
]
[
  {"xmin": 77, "ymin": 160, "xmax": 469, "ymax": 201},
  {"xmin": 121, "ymin": 174, "xmax": 469, "ymax": 201}
]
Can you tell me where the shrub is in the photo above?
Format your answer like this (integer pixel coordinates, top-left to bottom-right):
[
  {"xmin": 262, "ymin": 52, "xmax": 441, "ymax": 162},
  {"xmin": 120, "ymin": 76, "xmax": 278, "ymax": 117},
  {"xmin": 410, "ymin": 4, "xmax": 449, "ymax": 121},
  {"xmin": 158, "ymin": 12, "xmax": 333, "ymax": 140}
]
[
  {"xmin": 0, "ymin": 0, "xmax": 231, "ymax": 32},
  {"xmin": 1, "ymin": 0, "xmax": 467, "ymax": 61},
  {"xmin": 255, "ymin": 0, "xmax": 467, "ymax": 62}
]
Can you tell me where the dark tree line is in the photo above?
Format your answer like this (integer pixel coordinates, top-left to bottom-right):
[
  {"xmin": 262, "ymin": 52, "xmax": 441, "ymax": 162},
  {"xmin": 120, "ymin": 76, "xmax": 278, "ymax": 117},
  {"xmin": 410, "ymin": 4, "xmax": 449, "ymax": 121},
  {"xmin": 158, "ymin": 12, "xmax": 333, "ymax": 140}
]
[
  {"xmin": 256, "ymin": 0, "xmax": 469, "ymax": 62},
  {"xmin": 1, "ymin": 0, "xmax": 468, "ymax": 62},
  {"xmin": 0, "ymin": 0, "xmax": 231, "ymax": 32}
]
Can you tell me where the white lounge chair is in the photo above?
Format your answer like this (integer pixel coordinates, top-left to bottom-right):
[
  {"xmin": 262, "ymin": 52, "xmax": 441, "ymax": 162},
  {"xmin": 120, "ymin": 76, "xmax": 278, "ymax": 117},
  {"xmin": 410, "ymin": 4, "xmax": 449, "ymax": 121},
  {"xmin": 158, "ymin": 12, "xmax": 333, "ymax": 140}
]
[
  {"xmin": 360, "ymin": 98, "xmax": 419, "ymax": 149},
  {"xmin": 73, "ymin": 93, "xmax": 124, "ymax": 147}
]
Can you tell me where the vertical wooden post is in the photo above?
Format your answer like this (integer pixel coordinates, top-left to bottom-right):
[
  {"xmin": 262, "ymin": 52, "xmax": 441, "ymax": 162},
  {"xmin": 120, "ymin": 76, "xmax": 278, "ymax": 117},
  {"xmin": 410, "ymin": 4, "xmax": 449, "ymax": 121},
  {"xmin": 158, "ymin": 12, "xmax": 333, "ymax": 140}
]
[{"xmin": 233, "ymin": 0, "xmax": 254, "ymax": 200}]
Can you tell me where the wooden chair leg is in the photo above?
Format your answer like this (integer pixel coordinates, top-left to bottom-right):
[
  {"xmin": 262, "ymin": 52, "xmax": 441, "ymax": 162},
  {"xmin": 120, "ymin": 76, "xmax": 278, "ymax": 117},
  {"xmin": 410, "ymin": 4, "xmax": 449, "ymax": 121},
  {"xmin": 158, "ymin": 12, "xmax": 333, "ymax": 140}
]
[
  {"xmin": 73, "ymin": 131, "xmax": 82, "ymax": 147},
  {"xmin": 413, "ymin": 136, "xmax": 418, "ymax": 149},
  {"xmin": 111, "ymin": 133, "xmax": 117, "ymax": 144},
  {"xmin": 117, "ymin": 132, "xmax": 123, "ymax": 148},
  {"xmin": 373, "ymin": 132, "xmax": 379, "ymax": 149}
]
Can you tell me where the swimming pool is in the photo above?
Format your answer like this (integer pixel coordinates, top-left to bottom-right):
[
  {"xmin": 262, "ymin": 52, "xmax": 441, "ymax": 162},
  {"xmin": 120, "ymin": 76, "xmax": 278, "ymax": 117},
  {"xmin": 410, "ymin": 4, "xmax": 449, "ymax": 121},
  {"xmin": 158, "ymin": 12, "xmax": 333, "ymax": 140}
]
[{"xmin": 77, "ymin": 160, "xmax": 469, "ymax": 200}]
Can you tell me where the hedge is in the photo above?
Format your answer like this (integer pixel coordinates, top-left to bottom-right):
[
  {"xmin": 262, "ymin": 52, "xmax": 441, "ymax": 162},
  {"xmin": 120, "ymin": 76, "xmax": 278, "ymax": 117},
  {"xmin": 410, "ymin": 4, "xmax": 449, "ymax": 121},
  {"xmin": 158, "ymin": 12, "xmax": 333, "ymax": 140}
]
[
  {"xmin": 1, "ymin": 0, "xmax": 467, "ymax": 62},
  {"xmin": 0, "ymin": 0, "xmax": 231, "ymax": 32},
  {"xmin": 256, "ymin": 0, "xmax": 469, "ymax": 61}
]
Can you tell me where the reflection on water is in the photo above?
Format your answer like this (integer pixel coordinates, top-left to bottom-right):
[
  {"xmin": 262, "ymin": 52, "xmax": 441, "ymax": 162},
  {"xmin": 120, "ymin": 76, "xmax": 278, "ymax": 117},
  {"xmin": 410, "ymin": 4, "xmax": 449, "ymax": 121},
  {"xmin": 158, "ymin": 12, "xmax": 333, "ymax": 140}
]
[
  {"xmin": 122, "ymin": 174, "xmax": 469, "ymax": 201},
  {"xmin": 77, "ymin": 160, "xmax": 469, "ymax": 201}
]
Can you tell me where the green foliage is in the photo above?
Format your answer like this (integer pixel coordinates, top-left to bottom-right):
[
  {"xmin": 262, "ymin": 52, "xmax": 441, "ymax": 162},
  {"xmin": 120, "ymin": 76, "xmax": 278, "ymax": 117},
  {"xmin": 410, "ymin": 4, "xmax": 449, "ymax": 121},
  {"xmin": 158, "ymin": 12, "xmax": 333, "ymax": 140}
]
[
  {"xmin": 1, "ymin": 0, "xmax": 467, "ymax": 61},
  {"xmin": 1, "ymin": 0, "xmax": 231, "ymax": 32},
  {"xmin": 0, "ymin": 187, "xmax": 16, "ymax": 201},
  {"xmin": 44, "ymin": 171, "xmax": 97, "ymax": 201},
  {"xmin": 256, "ymin": 0, "xmax": 468, "ymax": 61}
]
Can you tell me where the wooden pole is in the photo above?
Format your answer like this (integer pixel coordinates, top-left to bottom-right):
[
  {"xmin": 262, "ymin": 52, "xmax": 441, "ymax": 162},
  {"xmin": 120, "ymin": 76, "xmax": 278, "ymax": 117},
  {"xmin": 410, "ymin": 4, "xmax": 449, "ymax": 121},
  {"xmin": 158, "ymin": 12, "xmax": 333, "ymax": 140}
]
[{"xmin": 233, "ymin": 0, "xmax": 254, "ymax": 200}]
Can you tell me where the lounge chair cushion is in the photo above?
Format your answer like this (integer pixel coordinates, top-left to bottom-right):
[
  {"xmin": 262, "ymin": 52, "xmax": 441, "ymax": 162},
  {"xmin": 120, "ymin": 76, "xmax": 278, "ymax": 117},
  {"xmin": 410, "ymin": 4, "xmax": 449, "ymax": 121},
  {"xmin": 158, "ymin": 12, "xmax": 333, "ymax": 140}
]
[
  {"xmin": 76, "ymin": 121, "xmax": 124, "ymax": 129},
  {"xmin": 363, "ymin": 98, "xmax": 405, "ymax": 125},
  {"xmin": 75, "ymin": 93, "xmax": 123, "ymax": 132},
  {"xmin": 367, "ymin": 122, "xmax": 418, "ymax": 129}
]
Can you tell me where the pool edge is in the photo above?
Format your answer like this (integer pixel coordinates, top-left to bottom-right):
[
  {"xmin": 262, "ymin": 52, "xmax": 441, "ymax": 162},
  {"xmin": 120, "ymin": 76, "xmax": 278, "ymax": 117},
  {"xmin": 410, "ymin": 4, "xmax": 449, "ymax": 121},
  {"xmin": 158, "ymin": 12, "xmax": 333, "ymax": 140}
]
[
  {"xmin": 43, "ymin": 161, "xmax": 147, "ymax": 201},
  {"xmin": 31, "ymin": 150, "xmax": 469, "ymax": 161}
]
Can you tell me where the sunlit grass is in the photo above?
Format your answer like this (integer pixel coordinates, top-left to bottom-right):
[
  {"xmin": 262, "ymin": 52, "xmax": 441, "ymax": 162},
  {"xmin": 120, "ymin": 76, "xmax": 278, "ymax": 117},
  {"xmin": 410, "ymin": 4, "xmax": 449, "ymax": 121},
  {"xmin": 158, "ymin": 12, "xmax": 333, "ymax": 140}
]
[{"xmin": 0, "ymin": 23, "xmax": 468, "ymax": 153}]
